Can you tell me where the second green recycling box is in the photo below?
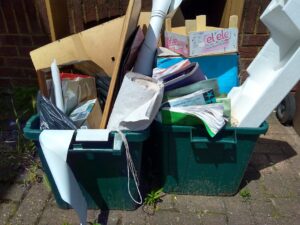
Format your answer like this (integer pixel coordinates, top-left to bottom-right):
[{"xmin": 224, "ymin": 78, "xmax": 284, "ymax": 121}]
[{"xmin": 148, "ymin": 121, "xmax": 268, "ymax": 195}]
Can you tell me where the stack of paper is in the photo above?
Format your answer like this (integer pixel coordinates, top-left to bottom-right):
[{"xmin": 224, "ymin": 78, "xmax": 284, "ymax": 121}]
[
  {"xmin": 153, "ymin": 60, "xmax": 206, "ymax": 91},
  {"xmin": 160, "ymin": 88, "xmax": 226, "ymax": 137},
  {"xmin": 162, "ymin": 88, "xmax": 216, "ymax": 107},
  {"xmin": 161, "ymin": 104, "xmax": 225, "ymax": 137}
]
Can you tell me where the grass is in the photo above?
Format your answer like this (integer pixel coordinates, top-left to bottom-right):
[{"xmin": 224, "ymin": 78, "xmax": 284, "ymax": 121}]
[
  {"xmin": 0, "ymin": 86, "xmax": 38, "ymax": 183},
  {"xmin": 23, "ymin": 162, "xmax": 42, "ymax": 187},
  {"xmin": 239, "ymin": 188, "xmax": 251, "ymax": 201}
]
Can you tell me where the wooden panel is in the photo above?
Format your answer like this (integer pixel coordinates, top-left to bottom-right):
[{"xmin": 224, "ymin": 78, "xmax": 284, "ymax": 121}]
[
  {"xmin": 30, "ymin": 16, "xmax": 125, "ymax": 75},
  {"xmin": 100, "ymin": 0, "xmax": 141, "ymax": 128},
  {"xmin": 220, "ymin": 0, "xmax": 245, "ymax": 28}
]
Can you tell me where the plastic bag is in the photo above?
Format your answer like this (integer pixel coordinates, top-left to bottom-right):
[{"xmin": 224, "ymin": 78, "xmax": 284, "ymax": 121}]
[{"xmin": 37, "ymin": 93, "xmax": 77, "ymax": 130}]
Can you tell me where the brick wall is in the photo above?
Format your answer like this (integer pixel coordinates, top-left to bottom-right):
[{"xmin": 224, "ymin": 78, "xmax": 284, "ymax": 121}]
[
  {"xmin": 239, "ymin": 0, "xmax": 271, "ymax": 83},
  {"xmin": 68, "ymin": 0, "xmax": 129, "ymax": 33},
  {"xmin": 0, "ymin": 0, "xmax": 50, "ymax": 87}
]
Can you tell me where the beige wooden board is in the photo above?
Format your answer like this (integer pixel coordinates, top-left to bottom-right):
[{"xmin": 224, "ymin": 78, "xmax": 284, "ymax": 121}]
[
  {"xmin": 220, "ymin": 0, "xmax": 245, "ymax": 28},
  {"xmin": 229, "ymin": 15, "xmax": 238, "ymax": 28},
  {"xmin": 100, "ymin": 0, "xmax": 142, "ymax": 128},
  {"xmin": 45, "ymin": 0, "xmax": 70, "ymax": 41},
  {"xmin": 196, "ymin": 15, "xmax": 206, "ymax": 32},
  {"xmin": 185, "ymin": 20, "xmax": 196, "ymax": 33},
  {"xmin": 138, "ymin": 12, "xmax": 151, "ymax": 29},
  {"xmin": 30, "ymin": 16, "xmax": 125, "ymax": 76}
]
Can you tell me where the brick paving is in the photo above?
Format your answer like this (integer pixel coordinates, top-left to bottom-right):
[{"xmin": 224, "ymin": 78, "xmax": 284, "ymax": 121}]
[{"xmin": 1, "ymin": 113, "xmax": 300, "ymax": 225}]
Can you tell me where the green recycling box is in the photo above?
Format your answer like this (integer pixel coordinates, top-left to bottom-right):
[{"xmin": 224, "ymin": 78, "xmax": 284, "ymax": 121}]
[
  {"xmin": 23, "ymin": 115, "xmax": 149, "ymax": 210},
  {"xmin": 149, "ymin": 121, "xmax": 268, "ymax": 195}
]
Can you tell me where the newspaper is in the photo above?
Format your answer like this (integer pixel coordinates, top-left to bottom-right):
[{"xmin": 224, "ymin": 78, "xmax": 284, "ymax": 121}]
[
  {"xmin": 162, "ymin": 103, "xmax": 226, "ymax": 137},
  {"xmin": 162, "ymin": 88, "xmax": 216, "ymax": 108}
]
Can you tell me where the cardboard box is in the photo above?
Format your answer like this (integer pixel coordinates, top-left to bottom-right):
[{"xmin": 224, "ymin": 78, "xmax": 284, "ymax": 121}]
[{"xmin": 164, "ymin": 15, "xmax": 238, "ymax": 57}]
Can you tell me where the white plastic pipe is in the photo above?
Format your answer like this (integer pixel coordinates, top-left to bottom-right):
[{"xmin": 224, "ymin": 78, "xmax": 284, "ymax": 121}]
[
  {"xmin": 51, "ymin": 59, "xmax": 64, "ymax": 113},
  {"xmin": 228, "ymin": 0, "xmax": 300, "ymax": 127},
  {"xmin": 133, "ymin": 0, "xmax": 182, "ymax": 76}
]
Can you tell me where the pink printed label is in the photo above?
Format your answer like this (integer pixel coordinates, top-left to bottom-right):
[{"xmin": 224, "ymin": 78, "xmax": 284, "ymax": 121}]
[
  {"xmin": 165, "ymin": 32, "xmax": 189, "ymax": 57},
  {"xmin": 189, "ymin": 28, "xmax": 238, "ymax": 56}
]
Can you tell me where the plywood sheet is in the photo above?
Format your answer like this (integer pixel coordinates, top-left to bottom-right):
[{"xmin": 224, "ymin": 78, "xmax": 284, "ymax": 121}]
[
  {"xmin": 30, "ymin": 16, "xmax": 125, "ymax": 76},
  {"xmin": 100, "ymin": 0, "xmax": 142, "ymax": 128},
  {"xmin": 220, "ymin": 0, "xmax": 245, "ymax": 28}
]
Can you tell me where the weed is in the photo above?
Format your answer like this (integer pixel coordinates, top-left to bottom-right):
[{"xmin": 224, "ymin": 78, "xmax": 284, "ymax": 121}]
[
  {"xmin": 239, "ymin": 188, "xmax": 251, "ymax": 201},
  {"xmin": 144, "ymin": 188, "xmax": 164, "ymax": 206},
  {"xmin": 43, "ymin": 174, "xmax": 52, "ymax": 192},
  {"xmin": 23, "ymin": 162, "xmax": 42, "ymax": 186},
  {"xmin": 0, "ymin": 87, "xmax": 38, "ymax": 183}
]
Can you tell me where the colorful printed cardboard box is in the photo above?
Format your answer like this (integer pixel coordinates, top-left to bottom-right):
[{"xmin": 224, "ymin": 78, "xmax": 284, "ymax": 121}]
[{"xmin": 165, "ymin": 15, "xmax": 238, "ymax": 57}]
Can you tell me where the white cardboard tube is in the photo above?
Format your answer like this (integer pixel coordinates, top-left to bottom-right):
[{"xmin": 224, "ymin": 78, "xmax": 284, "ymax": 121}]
[
  {"xmin": 133, "ymin": 0, "xmax": 172, "ymax": 76},
  {"xmin": 51, "ymin": 59, "xmax": 64, "ymax": 113}
]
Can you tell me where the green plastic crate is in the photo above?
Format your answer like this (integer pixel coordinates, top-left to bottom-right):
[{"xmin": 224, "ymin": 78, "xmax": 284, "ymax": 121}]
[
  {"xmin": 23, "ymin": 115, "xmax": 149, "ymax": 210},
  {"xmin": 149, "ymin": 121, "xmax": 268, "ymax": 195}
]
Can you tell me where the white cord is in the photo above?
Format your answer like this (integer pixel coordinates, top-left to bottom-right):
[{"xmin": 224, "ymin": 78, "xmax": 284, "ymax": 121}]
[{"xmin": 116, "ymin": 130, "xmax": 143, "ymax": 205}]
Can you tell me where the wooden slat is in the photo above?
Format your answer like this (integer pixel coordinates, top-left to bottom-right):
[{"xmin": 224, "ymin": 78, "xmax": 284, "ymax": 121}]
[
  {"xmin": 45, "ymin": 0, "xmax": 70, "ymax": 41},
  {"xmin": 229, "ymin": 15, "xmax": 238, "ymax": 28},
  {"xmin": 99, "ymin": 0, "xmax": 141, "ymax": 128},
  {"xmin": 185, "ymin": 19, "xmax": 196, "ymax": 34},
  {"xmin": 165, "ymin": 17, "xmax": 172, "ymax": 32},
  {"xmin": 37, "ymin": 70, "xmax": 49, "ymax": 98},
  {"xmin": 196, "ymin": 15, "xmax": 206, "ymax": 32}
]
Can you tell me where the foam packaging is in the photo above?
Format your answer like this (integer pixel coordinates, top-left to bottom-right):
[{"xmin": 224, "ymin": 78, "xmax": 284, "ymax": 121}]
[{"xmin": 228, "ymin": 0, "xmax": 300, "ymax": 127}]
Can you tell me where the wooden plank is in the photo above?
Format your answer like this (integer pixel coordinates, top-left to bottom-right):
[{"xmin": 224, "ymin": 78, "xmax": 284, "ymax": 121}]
[
  {"xmin": 229, "ymin": 15, "xmax": 238, "ymax": 28},
  {"xmin": 171, "ymin": 27, "xmax": 187, "ymax": 35},
  {"xmin": 45, "ymin": 0, "xmax": 70, "ymax": 41},
  {"xmin": 37, "ymin": 70, "xmax": 49, "ymax": 98},
  {"xmin": 185, "ymin": 20, "xmax": 196, "ymax": 34},
  {"xmin": 100, "ymin": 0, "xmax": 141, "ymax": 128},
  {"xmin": 220, "ymin": 0, "xmax": 245, "ymax": 28},
  {"xmin": 196, "ymin": 15, "xmax": 206, "ymax": 32},
  {"xmin": 165, "ymin": 17, "xmax": 172, "ymax": 32}
]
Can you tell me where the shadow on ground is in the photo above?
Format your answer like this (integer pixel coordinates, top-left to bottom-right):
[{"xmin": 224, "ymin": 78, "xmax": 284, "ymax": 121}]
[{"xmin": 240, "ymin": 137, "xmax": 297, "ymax": 189}]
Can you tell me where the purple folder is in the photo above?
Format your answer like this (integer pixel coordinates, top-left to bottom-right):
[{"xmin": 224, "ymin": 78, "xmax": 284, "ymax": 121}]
[{"xmin": 160, "ymin": 62, "xmax": 206, "ymax": 91}]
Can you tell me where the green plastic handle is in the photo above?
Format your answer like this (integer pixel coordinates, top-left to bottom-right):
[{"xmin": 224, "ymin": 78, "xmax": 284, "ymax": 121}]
[
  {"xmin": 72, "ymin": 143, "xmax": 122, "ymax": 156},
  {"xmin": 190, "ymin": 131, "xmax": 237, "ymax": 145}
]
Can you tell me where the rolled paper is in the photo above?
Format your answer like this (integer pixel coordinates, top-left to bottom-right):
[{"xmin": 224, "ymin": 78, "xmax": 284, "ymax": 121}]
[
  {"xmin": 51, "ymin": 59, "xmax": 64, "ymax": 113},
  {"xmin": 40, "ymin": 130, "xmax": 87, "ymax": 225},
  {"xmin": 133, "ymin": 0, "xmax": 172, "ymax": 76}
]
